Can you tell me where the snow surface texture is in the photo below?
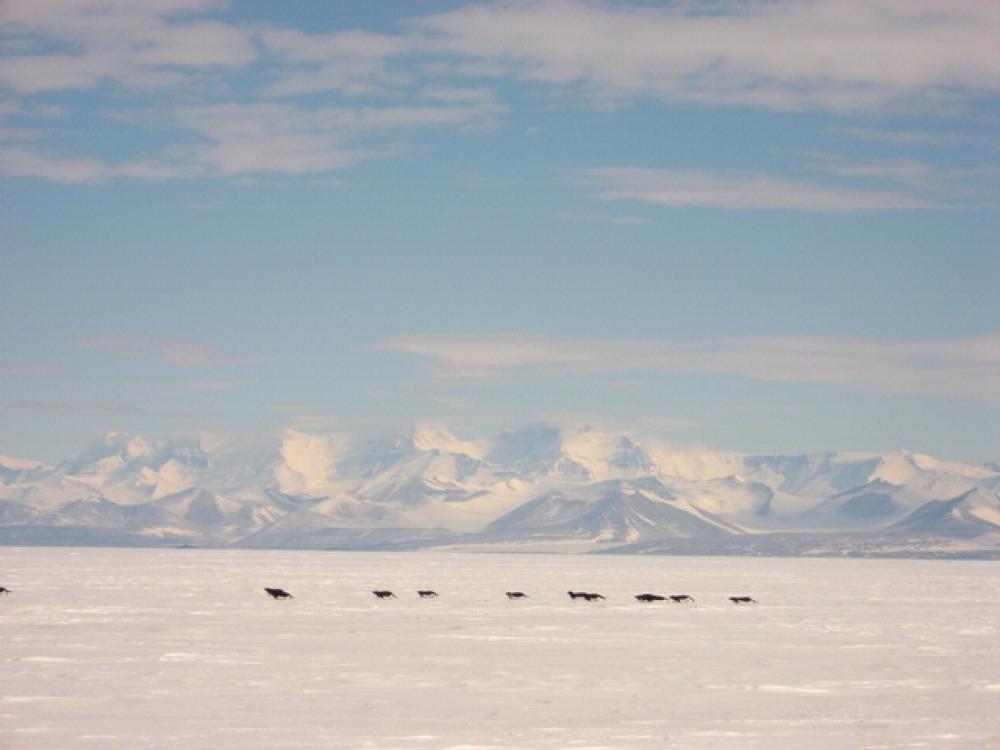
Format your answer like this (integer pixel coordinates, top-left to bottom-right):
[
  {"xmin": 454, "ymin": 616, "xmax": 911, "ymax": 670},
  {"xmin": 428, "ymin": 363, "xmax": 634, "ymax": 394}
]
[
  {"xmin": 1, "ymin": 425, "xmax": 999, "ymax": 556},
  {"xmin": 2, "ymin": 548, "xmax": 998, "ymax": 749}
]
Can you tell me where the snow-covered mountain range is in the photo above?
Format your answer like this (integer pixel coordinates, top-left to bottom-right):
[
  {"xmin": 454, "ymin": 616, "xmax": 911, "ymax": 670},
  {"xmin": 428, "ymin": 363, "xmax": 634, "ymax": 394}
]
[{"xmin": 1, "ymin": 425, "xmax": 998, "ymax": 557}]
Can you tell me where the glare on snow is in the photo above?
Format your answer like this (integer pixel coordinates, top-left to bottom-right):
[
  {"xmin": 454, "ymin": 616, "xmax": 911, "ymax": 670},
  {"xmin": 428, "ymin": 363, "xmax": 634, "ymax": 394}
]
[{"xmin": 1, "ymin": 547, "xmax": 998, "ymax": 750}]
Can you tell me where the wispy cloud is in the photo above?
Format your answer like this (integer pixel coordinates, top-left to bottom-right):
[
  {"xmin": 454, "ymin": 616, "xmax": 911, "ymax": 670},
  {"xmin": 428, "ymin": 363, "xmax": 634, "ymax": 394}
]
[
  {"xmin": 6, "ymin": 0, "xmax": 998, "ymax": 115},
  {"xmin": 257, "ymin": 28, "xmax": 412, "ymax": 97},
  {"xmin": 0, "ymin": 2, "xmax": 504, "ymax": 183},
  {"xmin": 3, "ymin": 1, "xmax": 998, "ymax": 187},
  {"xmin": 9, "ymin": 400, "xmax": 202, "ymax": 418},
  {"xmin": 381, "ymin": 332, "xmax": 1000, "ymax": 403},
  {"xmin": 415, "ymin": 0, "xmax": 1000, "ymax": 114},
  {"xmin": 74, "ymin": 336, "xmax": 235, "ymax": 367},
  {"xmin": 805, "ymin": 154, "xmax": 999, "ymax": 206},
  {"xmin": 555, "ymin": 211, "xmax": 650, "ymax": 225},
  {"xmin": 0, "ymin": 361, "xmax": 59, "ymax": 375},
  {"xmin": 0, "ymin": 146, "xmax": 195, "ymax": 184},
  {"xmin": 830, "ymin": 127, "xmax": 967, "ymax": 146},
  {"xmin": 0, "ymin": 97, "xmax": 504, "ymax": 182},
  {"xmin": 575, "ymin": 167, "xmax": 938, "ymax": 212},
  {"xmin": 0, "ymin": 0, "xmax": 253, "ymax": 94},
  {"xmin": 164, "ymin": 99, "xmax": 503, "ymax": 176}
]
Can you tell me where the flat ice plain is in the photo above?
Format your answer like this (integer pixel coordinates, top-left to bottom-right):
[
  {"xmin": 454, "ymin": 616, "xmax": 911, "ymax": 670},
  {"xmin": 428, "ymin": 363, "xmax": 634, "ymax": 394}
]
[{"xmin": 1, "ymin": 548, "xmax": 998, "ymax": 749}]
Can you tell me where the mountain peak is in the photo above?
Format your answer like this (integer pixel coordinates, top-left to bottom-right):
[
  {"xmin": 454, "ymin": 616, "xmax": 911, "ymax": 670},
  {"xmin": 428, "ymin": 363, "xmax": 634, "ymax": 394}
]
[
  {"xmin": 3, "ymin": 427, "xmax": 998, "ymax": 554},
  {"xmin": 561, "ymin": 426, "xmax": 654, "ymax": 479},
  {"xmin": 410, "ymin": 423, "xmax": 483, "ymax": 458}
]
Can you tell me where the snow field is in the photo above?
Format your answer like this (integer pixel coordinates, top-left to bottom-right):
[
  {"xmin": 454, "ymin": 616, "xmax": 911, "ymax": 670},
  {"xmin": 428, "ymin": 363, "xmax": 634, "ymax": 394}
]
[{"xmin": 1, "ymin": 547, "xmax": 998, "ymax": 749}]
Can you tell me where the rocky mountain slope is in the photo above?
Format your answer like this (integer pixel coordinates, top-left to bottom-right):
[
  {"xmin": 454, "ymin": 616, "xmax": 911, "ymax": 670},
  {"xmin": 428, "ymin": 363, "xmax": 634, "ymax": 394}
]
[{"xmin": 1, "ymin": 425, "xmax": 997, "ymax": 556}]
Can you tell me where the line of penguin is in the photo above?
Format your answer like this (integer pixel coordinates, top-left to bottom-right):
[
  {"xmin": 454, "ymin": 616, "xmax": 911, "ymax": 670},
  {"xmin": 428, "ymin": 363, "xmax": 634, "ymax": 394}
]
[
  {"xmin": 263, "ymin": 587, "xmax": 757, "ymax": 604},
  {"xmin": 1, "ymin": 585, "xmax": 755, "ymax": 604}
]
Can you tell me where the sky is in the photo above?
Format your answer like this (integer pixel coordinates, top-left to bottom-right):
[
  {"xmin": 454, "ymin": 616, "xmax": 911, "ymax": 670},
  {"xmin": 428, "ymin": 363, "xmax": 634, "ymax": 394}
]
[{"xmin": 1, "ymin": 0, "xmax": 998, "ymax": 464}]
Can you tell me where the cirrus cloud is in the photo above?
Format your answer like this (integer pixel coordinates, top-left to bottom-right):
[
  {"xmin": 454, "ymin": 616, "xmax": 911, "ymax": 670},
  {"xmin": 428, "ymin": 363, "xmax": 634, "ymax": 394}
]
[
  {"xmin": 381, "ymin": 332, "xmax": 1000, "ymax": 403},
  {"xmin": 74, "ymin": 335, "xmax": 236, "ymax": 368},
  {"xmin": 9, "ymin": 399, "xmax": 202, "ymax": 418},
  {"xmin": 3, "ymin": 0, "xmax": 999, "ymax": 187},
  {"xmin": 414, "ymin": 0, "xmax": 1000, "ymax": 113},
  {"xmin": 575, "ymin": 166, "xmax": 940, "ymax": 212},
  {"xmin": 0, "ymin": 0, "xmax": 252, "ymax": 94}
]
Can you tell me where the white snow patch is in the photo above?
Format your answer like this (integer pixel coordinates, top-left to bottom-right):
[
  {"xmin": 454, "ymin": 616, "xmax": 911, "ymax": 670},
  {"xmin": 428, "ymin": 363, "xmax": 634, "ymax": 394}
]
[{"xmin": 1, "ymin": 549, "xmax": 998, "ymax": 749}]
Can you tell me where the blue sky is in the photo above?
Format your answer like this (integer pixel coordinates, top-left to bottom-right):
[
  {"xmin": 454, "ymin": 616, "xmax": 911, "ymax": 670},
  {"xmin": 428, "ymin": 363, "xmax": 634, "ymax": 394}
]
[{"xmin": 1, "ymin": 0, "xmax": 998, "ymax": 463}]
